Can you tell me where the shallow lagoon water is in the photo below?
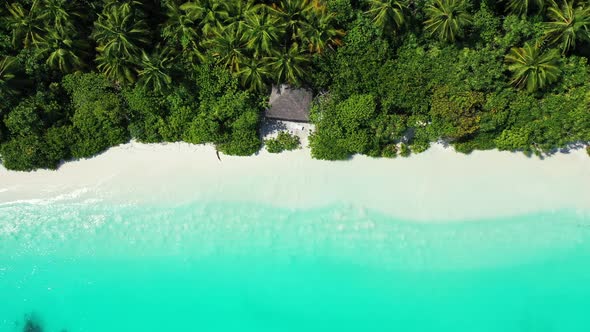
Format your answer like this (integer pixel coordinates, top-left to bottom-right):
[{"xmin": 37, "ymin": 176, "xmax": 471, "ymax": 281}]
[{"xmin": 1, "ymin": 200, "xmax": 590, "ymax": 331}]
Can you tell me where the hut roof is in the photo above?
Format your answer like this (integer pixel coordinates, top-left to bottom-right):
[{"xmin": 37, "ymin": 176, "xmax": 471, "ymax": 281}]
[{"xmin": 265, "ymin": 85, "xmax": 312, "ymax": 122}]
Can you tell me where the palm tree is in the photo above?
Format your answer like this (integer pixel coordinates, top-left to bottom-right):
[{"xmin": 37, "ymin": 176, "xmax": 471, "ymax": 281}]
[
  {"xmin": 304, "ymin": 8, "xmax": 344, "ymax": 54},
  {"xmin": 243, "ymin": 9, "xmax": 284, "ymax": 57},
  {"xmin": 5, "ymin": 2, "xmax": 45, "ymax": 48},
  {"xmin": 226, "ymin": 0, "xmax": 258, "ymax": 30},
  {"xmin": 137, "ymin": 49, "xmax": 174, "ymax": 94},
  {"xmin": 268, "ymin": 43, "xmax": 309, "ymax": 85},
  {"xmin": 504, "ymin": 0, "xmax": 547, "ymax": 16},
  {"xmin": 237, "ymin": 58, "xmax": 270, "ymax": 92},
  {"xmin": 270, "ymin": 0, "xmax": 314, "ymax": 43},
  {"xmin": 544, "ymin": 0, "xmax": 590, "ymax": 54},
  {"xmin": 37, "ymin": 0, "xmax": 79, "ymax": 33},
  {"xmin": 35, "ymin": 29, "xmax": 87, "ymax": 73},
  {"xmin": 162, "ymin": 1, "xmax": 200, "ymax": 50},
  {"xmin": 207, "ymin": 26, "xmax": 247, "ymax": 73},
  {"xmin": 424, "ymin": 0, "xmax": 472, "ymax": 42},
  {"xmin": 505, "ymin": 42, "xmax": 561, "ymax": 92},
  {"xmin": 181, "ymin": 0, "xmax": 230, "ymax": 38},
  {"xmin": 104, "ymin": 0, "xmax": 142, "ymax": 7},
  {"xmin": 92, "ymin": 2, "xmax": 150, "ymax": 60},
  {"xmin": 96, "ymin": 54, "xmax": 137, "ymax": 84},
  {"xmin": 365, "ymin": 0, "xmax": 406, "ymax": 35},
  {"xmin": 0, "ymin": 56, "xmax": 19, "ymax": 97}
]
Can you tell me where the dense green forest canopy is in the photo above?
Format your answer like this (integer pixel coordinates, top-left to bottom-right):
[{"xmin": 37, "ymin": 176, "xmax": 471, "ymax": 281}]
[{"xmin": 1, "ymin": 0, "xmax": 590, "ymax": 170}]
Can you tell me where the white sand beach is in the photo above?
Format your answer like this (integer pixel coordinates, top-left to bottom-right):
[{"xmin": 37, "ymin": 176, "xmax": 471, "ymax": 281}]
[{"xmin": 1, "ymin": 124, "xmax": 589, "ymax": 221}]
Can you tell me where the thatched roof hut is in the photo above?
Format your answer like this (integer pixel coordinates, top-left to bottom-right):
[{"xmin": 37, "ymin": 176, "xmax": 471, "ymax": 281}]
[{"xmin": 265, "ymin": 85, "xmax": 312, "ymax": 122}]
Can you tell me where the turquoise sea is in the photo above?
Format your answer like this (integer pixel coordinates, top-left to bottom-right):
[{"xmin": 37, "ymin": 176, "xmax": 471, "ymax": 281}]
[{"xmin": 1, "ymin": 199, "xmax": 590, "ymax": 331}]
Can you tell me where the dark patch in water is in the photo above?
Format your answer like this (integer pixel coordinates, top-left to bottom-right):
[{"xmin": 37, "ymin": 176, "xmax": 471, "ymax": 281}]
[
  {"xmin": 16, "ymin": 312, "xmax": 68, "ymax": 332},
  {"xmin": 22, "ymin": 313, "xmax": 42, "ymax": 332}
]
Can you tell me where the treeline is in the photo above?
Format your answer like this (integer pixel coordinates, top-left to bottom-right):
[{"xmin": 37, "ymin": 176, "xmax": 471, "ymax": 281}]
[
  {"xmin": 0, "ymin": 0, "xmax": 343, "ymax": 170},
  {"xmin": 2, "ymin": 0, "xmax": 590, "ymax": 170},
  {"xmin": 309, "ymin": 0, "xmax": 590, "ymax": 159}
]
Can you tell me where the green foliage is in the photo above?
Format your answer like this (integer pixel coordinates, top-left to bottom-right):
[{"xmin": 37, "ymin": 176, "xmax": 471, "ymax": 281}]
[
  {"xmin": 216, "ymin": 126, "xmax": 260, "ymax": 156},
  {"xmin": 424, "ymin": 0, "xmax": 472, "ymax": 42},
  {"xmin": 269, "ymin": 43, "xmax": 309, "ymax": 86},
  {"xmin": 62, "ymin": 72, "xmax": 112, "ymax": 106},
  {"xmin": 5, "ymin": 2, "xmax": 44, "ymax": 49},
  {"xmin": 0, "ymin": 123, "xmax": 72, "ymax": 170},
  {"xmin": 381, "ymin": 143, "xmax": 398, "ymax": 158},
  {"xmin": 544, "ymin": 1, "xmax": 590, "ymax": 54},
  {"xmin": 411, "ymin": 140, "xmax": 431, "ymax": 154},
  {"xmin": 0, "ymin": 56, "xmax": 19, "ymax": 98},
  {"xmin": 181, "ymin": 0, "xmax": 230, "ymax": 38},
  {"xmin": 326, "ymin": 0, "xmax": 354, "ymax": 25},
  {"xmin": 505, "ymin": 42, "xmax": 561, "ymax": 92},
  {"xmin": 472, "ymin": 3, "xmax": 501, "ymax": 45},
  {"xmin": 265, "ymin": 131, "xmax": 301, "ymax": 153},
  {"xmin": 492, "ymin": 84, "xmax": 590, "ymax": 153},
  {"xmin": 137, "ymin": 49, "xmax": 174, "ymax": 94},
  {"xmin": 158, "ymin": 84, "xmax": 198, "ymax": 142},
  {"xmin": 35, "ymin": 29, "xmax": 87, "ymax": 73},
  {"xmin": 330, "ymin": 16, "xmax": 390, "ymax": 98},
  {"xmin": 303, "ymin": 6, "xmax": 345, "ymax": 54},
  {"xmin": 63, "ymin": 73, "xmax": 129, "ymax": 158},
  {"xmin": 124, "ymin": 85, "xmax": 166, "ymax": 143},
  {"xmin": 430, "ymin": 85, "xmax": 485, "ymax": 141},
  {"xmin": 399, "ymin": 143, "xmax": 411, "ymax": 157},
  {"xmin": 270, "ymin": 0, "xmax": 315, "ymax": 43},
  {"xmin": 43, "ymin": 125, "xmax": 74, "ymax": 167},
  {"xmin": 157, "ymin": 64, "xmax": 263, "ymax": 156},
  {"xmin": 558, "ymin": 55, "xmax": 590, "ymax": 92},
  {"xmin": 499, "ymin": 15, "xmax": 545, "ymax": 49},
  {"xmin": 4, "ymin": 90, "xmax": 66, "ymax": 136},
  {"xmin": 504, "ymin": 0, "xmax": 546, "ymax": 16},
  {"xmin": 2, "ymin": 0, "xmax": 590, "ymax": 170},
  {"xmin": 457, "ymin": 47, "xmax": 506, "ymax": 91},
  {"xmin": 0, "ymin": 134, "xmax": 45, "ymax": 171},
  {"xmin": 92, "ymin": 1, "xmax": 149, "ymax": 84},
  {"xmin": 310, "ymin": 94, "xmax": 377, "ymax": 160},
  {"xmin": 243, "ymin": 9, "xmax": 283, "ymax": 58},
  {"xmin": 379, "ymin": 45, "xmax": 431, "ymax": 115},
  {"xmin": 206, "ymin": 90, "xmax": 261, "ymax": 155},
  {"xmin": 4, "ymin": 97, "xmax": 44, "ymax": 137},
  {"xmin": 365, "ymin": 0, "xmax": 406, "ymax": 35},
  {"xmin": 161, "ymin": 1, "xmax": 200, "ymax": 53}
]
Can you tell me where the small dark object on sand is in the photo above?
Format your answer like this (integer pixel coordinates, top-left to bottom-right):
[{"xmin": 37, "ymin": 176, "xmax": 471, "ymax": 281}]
[{"xmin": 216, "ymin": 149, "xmax": 221, "ymax": 161}]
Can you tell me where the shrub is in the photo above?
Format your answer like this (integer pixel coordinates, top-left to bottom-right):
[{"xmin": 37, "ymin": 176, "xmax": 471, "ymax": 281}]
[
  {"xmin": 43, "ymin": 125, "xmax": 74, "ymax": 167},
  {"xmin": 430, "ymin": 86, "xmax": 485, "ymax": 141},
  {"xmin": 309, "ymin": 94, "xmax": 376, "ymax": 160},
  {"xmin": 216, "ymin": 129, "xmax": 260, "ymax": 156},
  {"xmin": 3, "ymin": 98, "xmax": 43, "ymax": 137},
  {"xmin": 0, "ymin": 135, "xmax": 45, "ymax": 171},
  {"xmin": 63, "ymin": 73, "xmax": 129, "ymax": 158},
  {"xmin": 400, "ymin": 143, "xmax": 411, "ymax": 157},
  {"xmin": 410, "ymin": 140, "xmax": 431, "ymax": 154},
  {"xmin": 70, "ymin": 94, "xmax": 129, "ymax": 158},
  {"xmin": 381, "ymin": 144, "xmax": 398, "ymax": 158},
  {"xmin": 124, "ymin": 86, "xmax": 166, "ymax": 143},
  {"xmin": 265, "ymin": 131, "xmax": 301, "ymax": 153}
]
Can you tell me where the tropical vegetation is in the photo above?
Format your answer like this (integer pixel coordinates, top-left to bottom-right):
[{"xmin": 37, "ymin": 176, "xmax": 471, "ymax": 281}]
[
  {"xmin": 265, "ymin": 131, "xmax": 301, "ymax": 153},
  {"xmin": 1, "ymin": 0, "xmax": 590, "ymax": 170}
]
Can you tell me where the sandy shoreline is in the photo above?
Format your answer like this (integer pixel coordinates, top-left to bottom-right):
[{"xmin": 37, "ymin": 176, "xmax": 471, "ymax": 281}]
[{"xmin": 1, "ymin": 130, "xmax": 589, "ymax": 221}]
